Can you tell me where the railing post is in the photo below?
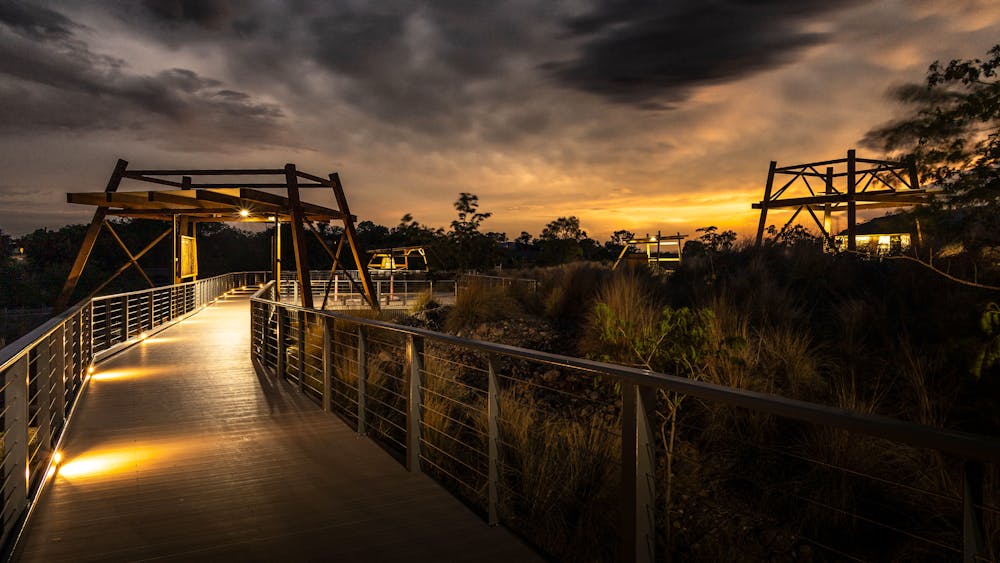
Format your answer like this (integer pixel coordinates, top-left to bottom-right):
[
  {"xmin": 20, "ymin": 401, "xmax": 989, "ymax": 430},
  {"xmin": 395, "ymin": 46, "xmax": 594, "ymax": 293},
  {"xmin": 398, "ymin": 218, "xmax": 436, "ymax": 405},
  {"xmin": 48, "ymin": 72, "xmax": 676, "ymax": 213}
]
[
  {"xmin": 6, "ymin": 354, "xmax": 29, "ymax": 523},
  {"xmin": 357, "ymin": 325, "xmax": 367, "ymax": 435},
  {"xmin": 148, "ymin": 292, "xmax": 154, "ymax": 332},
  {"xmin": 406, "ymin": 334, "xmax": 423, "ymax": 473},
  {"xmin": 36, "ymin": 336, "xmax": 53, "ymax": 460},
  {"xmin": 123, "ymin": 295, "xmax": 130, "ymax": 341},
  {"xmin": 621, "ymin": 382, "xmax": 655, "ymax": 563},
  {"xmin": 487, "ymin": 354, "xmax": 500, "ymax": 526},
  {"xmin": 963, "ymin": 461, "xmax": 985, "ymax": 563},
  {"xmin": 297, "ymin": 310, "xmax": 306, "ymax": 392},
  {"xmin": 275, "ymin": 308, "xmax": 285, "ymax": 379},
  {"xmin": 53, "ymin": 323, "xmax": 66, "ymax": 426},
  {"xmin": 322, "ymin": 317, "xmax": 332, "ymax": 413}
]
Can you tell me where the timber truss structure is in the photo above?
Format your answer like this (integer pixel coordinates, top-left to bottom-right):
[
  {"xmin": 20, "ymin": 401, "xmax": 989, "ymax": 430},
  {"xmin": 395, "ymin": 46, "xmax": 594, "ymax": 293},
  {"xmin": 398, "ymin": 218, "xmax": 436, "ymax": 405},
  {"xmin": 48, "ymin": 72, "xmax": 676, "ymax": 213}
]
[
  {"xmin": 55, "ymin": 159, "xmax": 380, "ymax": 312},
  {"xmin": 753, "ymin": 149, "xmax": 935, "ymax": 250}
]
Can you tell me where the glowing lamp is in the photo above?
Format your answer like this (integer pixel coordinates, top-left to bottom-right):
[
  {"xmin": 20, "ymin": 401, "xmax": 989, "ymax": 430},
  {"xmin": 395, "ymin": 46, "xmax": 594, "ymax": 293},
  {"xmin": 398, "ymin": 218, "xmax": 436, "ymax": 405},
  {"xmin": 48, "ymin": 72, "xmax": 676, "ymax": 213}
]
[
  {"xmin": 239, "ymin": 209, "xmax": 250, "ymax": 218},
  {"xmin": 87, "ymin": 365, "xmax": 95, "ymax": 375},
  {"xmin": 53, "ymin": 451, "xmax": 63, "ymax": 464}
]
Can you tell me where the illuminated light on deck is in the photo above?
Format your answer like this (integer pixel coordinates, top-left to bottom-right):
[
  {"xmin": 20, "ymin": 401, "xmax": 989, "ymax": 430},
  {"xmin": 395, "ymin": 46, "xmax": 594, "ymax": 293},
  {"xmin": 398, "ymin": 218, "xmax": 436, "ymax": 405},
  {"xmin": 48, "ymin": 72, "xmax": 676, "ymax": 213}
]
[
  {"xmin": 87, "ymin": 365, "xmax": 95, "ymax": 375},
  {"xmin": 58, "ymin": 440, "xmax": 209, "ymax": 480},
  {"xmin": 53, "ymin": 451, "xmax": 63, "ymax": 464},
  {"xmin": 46, "ymin": 466, "xmax": 56, "ymax": 479},
  {"xmin": 91, "ymin": 369, "xmax": 149, "ymax": 382},
  {"xmin": 139, "ymin": 331, "xmax": 148, "ymax": 340},
  {"xmin": 239, "ymin": 209, "xmax": 250, "ymax": 218}
]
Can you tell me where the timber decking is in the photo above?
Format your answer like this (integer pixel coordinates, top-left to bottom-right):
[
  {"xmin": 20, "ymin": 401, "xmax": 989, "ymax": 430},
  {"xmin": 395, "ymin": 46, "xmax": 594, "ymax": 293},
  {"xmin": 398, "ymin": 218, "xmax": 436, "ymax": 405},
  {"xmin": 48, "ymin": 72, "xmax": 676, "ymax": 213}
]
[{"xmin": 16, "ymin": 293, "xmax": 541, "ymax": 562}]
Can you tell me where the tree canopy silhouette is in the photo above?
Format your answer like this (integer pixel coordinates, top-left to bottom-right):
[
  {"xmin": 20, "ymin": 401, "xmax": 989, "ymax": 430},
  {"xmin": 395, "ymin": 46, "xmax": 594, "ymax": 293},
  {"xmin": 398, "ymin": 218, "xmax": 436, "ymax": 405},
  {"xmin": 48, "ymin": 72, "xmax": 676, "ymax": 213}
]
[{"xmin": 864, "ymin": 44, "xmax": 1000, "ymax": 207}]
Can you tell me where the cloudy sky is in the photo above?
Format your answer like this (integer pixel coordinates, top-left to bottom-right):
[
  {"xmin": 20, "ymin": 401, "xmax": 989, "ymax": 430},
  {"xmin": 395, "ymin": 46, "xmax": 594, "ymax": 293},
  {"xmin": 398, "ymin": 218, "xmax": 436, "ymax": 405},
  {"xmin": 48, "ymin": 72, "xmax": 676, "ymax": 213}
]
[{"xmin": 0, "ymin": 0, "xmax": 998, "ymax": 240}]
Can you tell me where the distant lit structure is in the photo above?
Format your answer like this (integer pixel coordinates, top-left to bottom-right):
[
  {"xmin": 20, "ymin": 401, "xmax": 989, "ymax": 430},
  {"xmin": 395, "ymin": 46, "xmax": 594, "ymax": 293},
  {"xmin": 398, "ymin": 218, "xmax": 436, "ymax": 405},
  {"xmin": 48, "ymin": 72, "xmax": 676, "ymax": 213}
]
[
  {"xmin": 613, "ymin": 231, "xmax": 686, "ymax": 270},
  {"xmin": 834, "ymin": 233, "xmax": 912, "ymax": 255},
  {"xmin": 367, "ymin": 246, "xmax": 429, "ymax": 272},
  {"xmin": 752, "ymin": 149, "xmax": 934, "ymax": 250}
]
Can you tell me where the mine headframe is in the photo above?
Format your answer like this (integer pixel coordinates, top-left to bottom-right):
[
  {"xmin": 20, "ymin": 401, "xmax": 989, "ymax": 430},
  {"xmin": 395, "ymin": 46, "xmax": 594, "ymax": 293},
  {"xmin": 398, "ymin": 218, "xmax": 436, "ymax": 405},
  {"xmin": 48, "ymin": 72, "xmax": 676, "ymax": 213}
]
[
  {"xmin": 612, "ymin": 231, "xmax": 687, "ymax": 270},
  {"xmin": 752, "ymin": 149, "xmax": 939, "ymax": 251},
  {"xmin": 55, "ymin": 159, "xmax": 380, "ymax": 311}
]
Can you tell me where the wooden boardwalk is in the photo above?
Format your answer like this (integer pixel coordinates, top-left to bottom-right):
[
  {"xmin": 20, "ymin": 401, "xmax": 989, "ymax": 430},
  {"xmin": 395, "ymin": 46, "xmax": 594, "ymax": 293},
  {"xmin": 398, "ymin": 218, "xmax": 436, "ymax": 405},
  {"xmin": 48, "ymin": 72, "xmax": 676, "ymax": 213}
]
[{"xmin": 16, "ymin": 293, "xmax": 540, "ymax": 562}]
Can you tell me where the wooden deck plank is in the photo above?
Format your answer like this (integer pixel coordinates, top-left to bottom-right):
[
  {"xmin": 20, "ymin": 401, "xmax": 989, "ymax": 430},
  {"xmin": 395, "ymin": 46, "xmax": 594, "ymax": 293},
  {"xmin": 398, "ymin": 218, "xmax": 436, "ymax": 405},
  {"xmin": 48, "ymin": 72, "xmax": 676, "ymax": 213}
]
[{"xmin": 16, "ymin": 294, "xmax": 540, "ymax": 562}]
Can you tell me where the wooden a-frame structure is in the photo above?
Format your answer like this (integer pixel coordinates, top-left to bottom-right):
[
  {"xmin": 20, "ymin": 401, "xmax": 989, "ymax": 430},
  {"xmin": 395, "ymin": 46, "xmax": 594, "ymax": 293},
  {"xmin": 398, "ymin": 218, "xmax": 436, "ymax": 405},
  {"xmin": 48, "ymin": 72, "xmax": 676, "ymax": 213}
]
[
  {"xmin": 55, "ymin": 159, "xmax": 380, "ymax": 312},
  {"xmin": 753, "ymin": 149, "xmax": 935, "ymax": 250}
]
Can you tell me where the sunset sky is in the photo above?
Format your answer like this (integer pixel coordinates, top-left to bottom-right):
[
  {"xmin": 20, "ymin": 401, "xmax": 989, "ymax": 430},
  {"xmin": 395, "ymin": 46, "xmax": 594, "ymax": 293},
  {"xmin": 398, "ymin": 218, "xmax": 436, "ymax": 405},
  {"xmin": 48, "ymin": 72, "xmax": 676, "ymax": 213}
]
[{"xmin": 1, "ymin": 1, "xmax": 998, "ymax": 241}]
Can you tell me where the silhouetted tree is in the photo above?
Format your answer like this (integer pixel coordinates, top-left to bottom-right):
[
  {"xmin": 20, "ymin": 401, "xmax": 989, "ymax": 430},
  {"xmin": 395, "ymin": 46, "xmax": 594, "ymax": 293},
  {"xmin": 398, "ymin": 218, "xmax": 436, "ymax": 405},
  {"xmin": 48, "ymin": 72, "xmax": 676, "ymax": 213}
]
[{"xmin": 864, "ymin": 44, "xmax": 1000, "ymax": 206}]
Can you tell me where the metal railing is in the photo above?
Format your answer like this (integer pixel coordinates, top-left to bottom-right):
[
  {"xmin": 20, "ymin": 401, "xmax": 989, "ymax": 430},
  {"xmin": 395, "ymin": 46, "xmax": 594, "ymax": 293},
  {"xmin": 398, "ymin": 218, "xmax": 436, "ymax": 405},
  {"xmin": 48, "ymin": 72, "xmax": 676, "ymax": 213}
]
[
  {"xmin": 277, "ymin": 271, "xmax": 457, "ymax": 309},
  {"xmin": 0, "ymin": 271, "xmax": 267, "ymax": 552},
  {"xmin": 458, "ymin": 274, "xmax": 538, "ymax": 295},
  {"xmin": 251, "ymin": 280, "xmax": 1000, "ymax": 562}
]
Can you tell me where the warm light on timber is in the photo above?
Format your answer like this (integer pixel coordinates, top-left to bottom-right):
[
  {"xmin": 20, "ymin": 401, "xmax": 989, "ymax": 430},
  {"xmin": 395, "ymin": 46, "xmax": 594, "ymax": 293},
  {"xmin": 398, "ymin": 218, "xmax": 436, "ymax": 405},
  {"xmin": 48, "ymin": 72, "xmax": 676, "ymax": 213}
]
[
  {"xmin": 87, "ymin": 365, "xmax": 95, "ymax": 375},
  {"xmin": 91, "ymin": 368, "xmax": 153, "ymax": 381},
  {"xmin": 267, "ymin": 216, "xmax": 276, "ymax": 221},
  {"xmin": 239, "ymin": 209, "xmax": 250, "ymax": 218},
  {"xmin": 46, "ymin": 466, "xmax": 56, "ymax": 479},
  {"xmin": 53, "ymin": 451, "xmax": 63, "ymax": 464},
  {"xmin": 58, "ymin": 439, "xmax": 210, "ymax": 480},
  {"xmin": 139, "ymin": 331, "xmax": 148, "ymax": 340}
]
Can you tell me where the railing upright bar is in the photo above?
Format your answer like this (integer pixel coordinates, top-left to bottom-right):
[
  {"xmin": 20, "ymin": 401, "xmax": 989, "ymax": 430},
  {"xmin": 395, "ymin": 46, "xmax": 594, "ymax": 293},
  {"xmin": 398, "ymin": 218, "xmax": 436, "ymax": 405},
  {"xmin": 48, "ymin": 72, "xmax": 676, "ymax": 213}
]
[
  {"xmin": 36, "ymin": 336, "xmax": 52, "ymax": 464},
  {"xmin": 5, "ymin": 354, "xmax": 29, "ymax": 532},
  {"xmin": 275, "ymin": 308, "xmax": 285, "ymax": 379},
  {"xmin": 53, "ymin": 324, "xmax": 65, "ymax": 428},
  {"xmin": 963, "ymin": 461, "xmax": 985, "ymax": 562},
  {"xmin": 621, "ymin": 382, "xmax": 655, "ymax": 563},
  {"xmin": 487, "ymin": 354, "xmax": 500, "ymax": 526},
  {"xmin": 297, "ymin": 310, "xmax": 306, "ymax": 392},
  {"xmin": 406, "ymin": 334, "xmax": 423, "ymax": 473},
  {"xmin": 322, "ymin": 317, "xmax": 331, "ymax": 413},
  {"xmin": 358, "ymin": 325, "xmax": 367, "ymax": 435}
]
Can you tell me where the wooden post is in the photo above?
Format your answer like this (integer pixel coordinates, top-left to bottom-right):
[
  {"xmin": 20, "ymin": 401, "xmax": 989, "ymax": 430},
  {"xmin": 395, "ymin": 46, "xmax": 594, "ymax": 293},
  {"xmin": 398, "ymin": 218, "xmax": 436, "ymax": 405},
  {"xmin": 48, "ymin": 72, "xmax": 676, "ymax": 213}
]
[
  {"xmin": 824, "ymin": 166, "xmax": 834, "ymax": 248},
  {"xmin": 329, "ymin": 173, "xmax": 380, "ymax": 311},
  {"xmin": 846, "ymin": 149, "xmax": 857, "ymax": 251},
  {"xmin": 754, "ymin": 161, "xmax": 777, "ymax": 247},
  {"xmin": 273, "ymin": 216, "xmax": 281, "ymax": 297},
  {"xmin": 55, "ymin": 158, "xmax": 128, "ymax": 311},
  {"xmin": 285, "ymin": 164, "xmax": 314, "ymax": 309},
  {"xmin": 908, "ymin": 160, "xmax": 920, "ymax": 191},
  {"xmin": 406, "ymin": 335, "xmax": 423, "ymax": 473}
]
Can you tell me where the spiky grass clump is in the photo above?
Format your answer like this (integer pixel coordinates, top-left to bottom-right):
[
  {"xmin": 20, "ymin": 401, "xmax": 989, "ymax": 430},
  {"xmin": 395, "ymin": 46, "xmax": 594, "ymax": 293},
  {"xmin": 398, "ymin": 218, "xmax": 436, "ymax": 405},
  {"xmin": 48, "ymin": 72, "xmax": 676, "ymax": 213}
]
[{"xmin": 446, "ymin": 283, "xmax": 523, "ymax": 333}]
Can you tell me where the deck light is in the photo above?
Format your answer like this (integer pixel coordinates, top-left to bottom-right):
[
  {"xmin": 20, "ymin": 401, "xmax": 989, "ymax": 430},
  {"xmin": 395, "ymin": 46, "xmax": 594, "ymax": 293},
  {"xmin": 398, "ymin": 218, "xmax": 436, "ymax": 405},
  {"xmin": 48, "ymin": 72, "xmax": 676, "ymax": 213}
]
[
  {"xmin": 53, "ymin": 451, "xmax": 63, "ymax": 464},
  {"xmin": 239, "ymin": 209, "xmax": 250, "ymax": 218},
  {"xmin": 87, "ymin": 365, "xmax": 95, "ymax": 375}
]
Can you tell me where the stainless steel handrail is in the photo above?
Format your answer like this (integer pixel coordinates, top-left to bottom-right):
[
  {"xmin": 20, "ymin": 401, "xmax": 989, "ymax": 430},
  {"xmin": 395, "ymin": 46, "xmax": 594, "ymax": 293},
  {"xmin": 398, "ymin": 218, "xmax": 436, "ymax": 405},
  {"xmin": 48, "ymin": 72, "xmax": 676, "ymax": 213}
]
[
  {"xmin": 250, "ymin": 286, "xmax": 1000, "ymax": 562},
  {"xmin": 0, "ymin": 271, "xmax": 269, "ymax": 554}
]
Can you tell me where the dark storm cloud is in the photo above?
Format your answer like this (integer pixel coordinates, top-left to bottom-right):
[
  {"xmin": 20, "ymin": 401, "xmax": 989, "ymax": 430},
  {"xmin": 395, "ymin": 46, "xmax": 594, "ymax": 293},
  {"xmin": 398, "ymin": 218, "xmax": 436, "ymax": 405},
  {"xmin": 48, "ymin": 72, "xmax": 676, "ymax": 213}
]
[
  {"xmin": 0, "ymin": 0, "xmax": 76, "ymax": 39},
  {"xmin": 98, "ymin": 0, "xmax": 568, "ymax": 140},
  {"xmin": 0, "ymin": 1, "xmax": 289, "ymax": 150},
  {"xmin": 140, "ymin": 0, "xmax": 235, "ymax": 30},
  {"xmin": 549, "ymin": 0, "xmax": 856, "ymax": 108}
]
